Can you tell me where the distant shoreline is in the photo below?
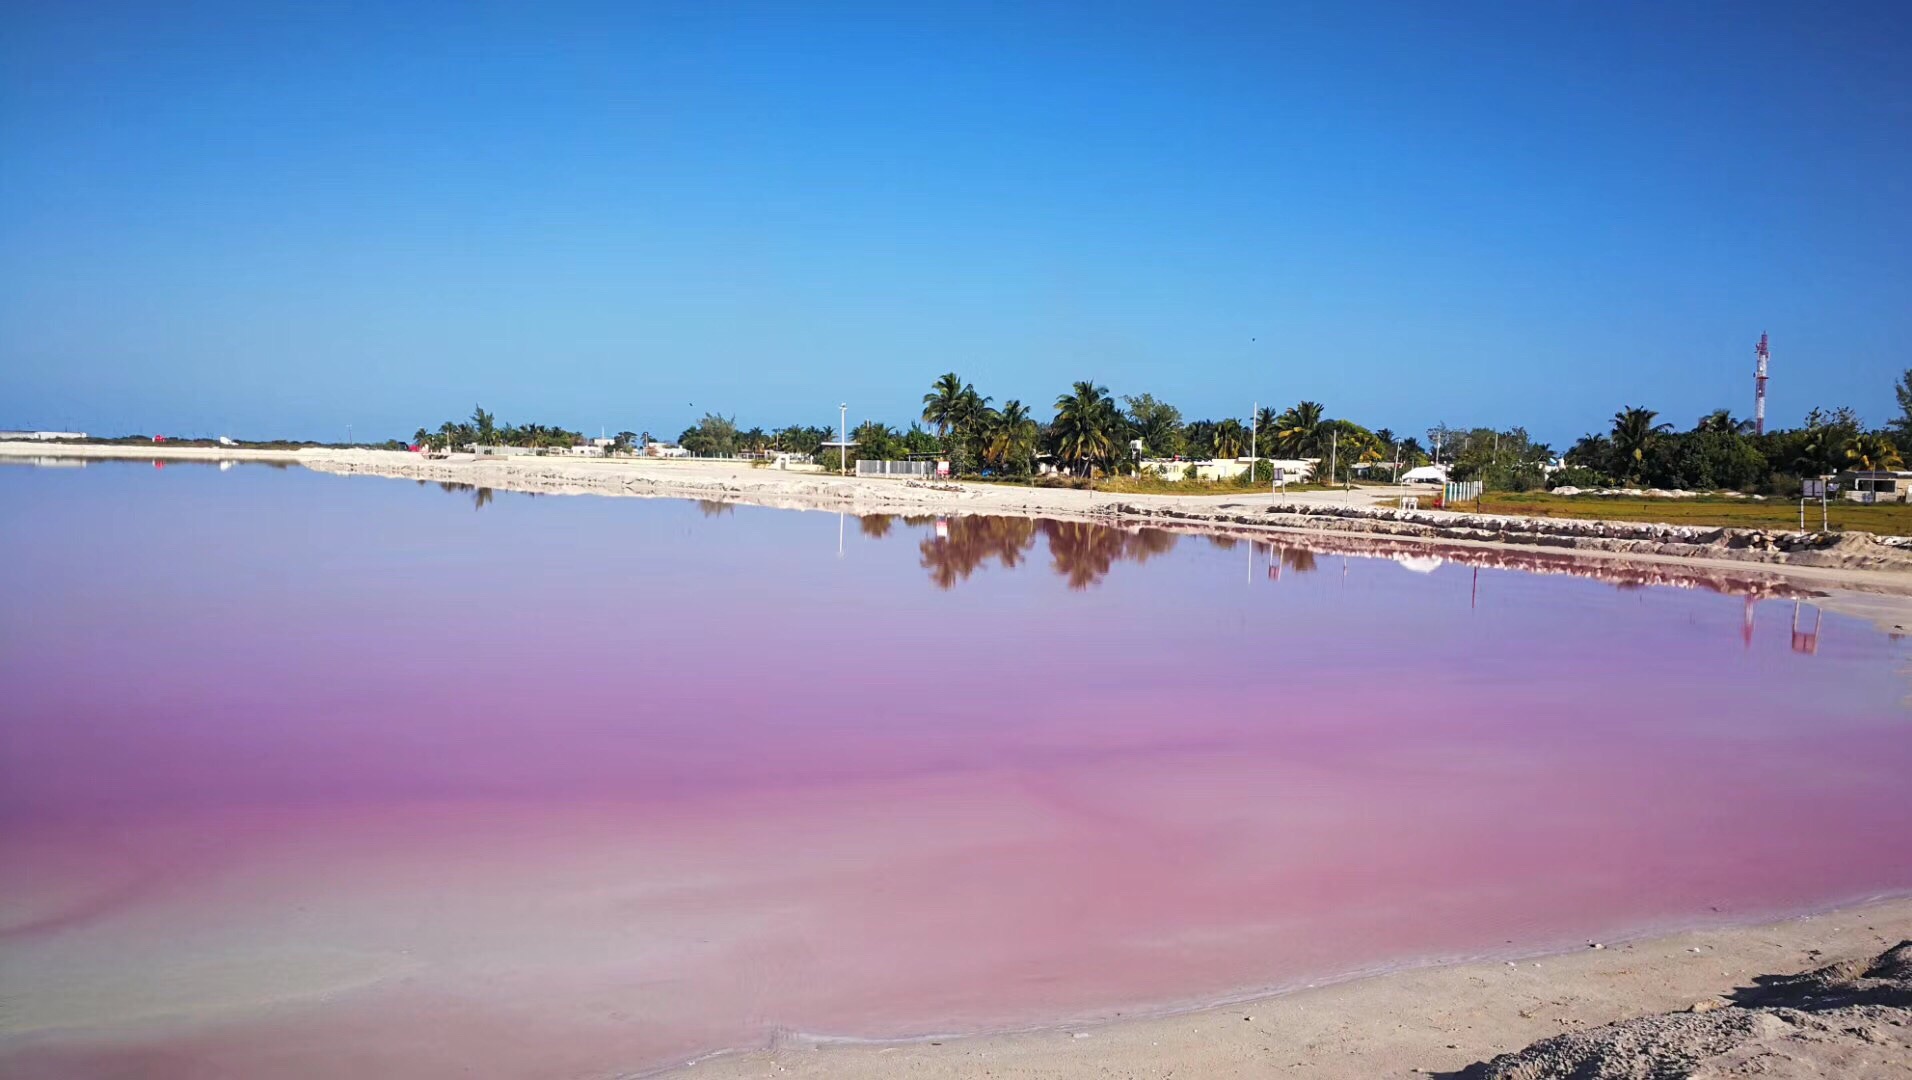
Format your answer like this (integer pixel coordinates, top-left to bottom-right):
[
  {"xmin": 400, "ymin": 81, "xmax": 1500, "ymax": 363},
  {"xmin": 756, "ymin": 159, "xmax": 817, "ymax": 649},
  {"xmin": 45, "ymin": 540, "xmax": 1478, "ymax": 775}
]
[{"xmin": 9, "ymin": 440, "xmax": 1912, "ymax": 613}]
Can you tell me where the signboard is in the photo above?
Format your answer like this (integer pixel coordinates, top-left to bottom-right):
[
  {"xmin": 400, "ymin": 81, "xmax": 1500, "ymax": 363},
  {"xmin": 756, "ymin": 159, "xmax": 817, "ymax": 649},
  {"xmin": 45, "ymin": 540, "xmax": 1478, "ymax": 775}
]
[
  {"xmin": 1273, "ymin": 468, "xmax": 1286, "ymax": 484},
  {"xmin": 1802, "ymin": 478, "xmax": 1826, "ymax": 499}
]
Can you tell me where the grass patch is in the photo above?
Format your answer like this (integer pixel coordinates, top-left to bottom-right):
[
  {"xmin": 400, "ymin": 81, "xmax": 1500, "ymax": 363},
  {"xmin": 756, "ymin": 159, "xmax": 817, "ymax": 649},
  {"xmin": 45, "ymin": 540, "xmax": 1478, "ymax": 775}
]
[{"xmin": 1413, "ymin": 491, "xmax": 1912, "ymax": 534}]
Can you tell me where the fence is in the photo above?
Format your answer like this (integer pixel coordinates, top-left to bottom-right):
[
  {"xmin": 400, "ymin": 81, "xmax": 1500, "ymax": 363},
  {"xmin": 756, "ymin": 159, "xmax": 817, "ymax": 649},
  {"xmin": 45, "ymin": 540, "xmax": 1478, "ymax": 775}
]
[
  {"xmin": 1444, "ymin": 480, "xmax": 1484, "ymax": 504},
  {"xmin": 856, "ymin": 459, "xmax": 935, "ymax": 478}
]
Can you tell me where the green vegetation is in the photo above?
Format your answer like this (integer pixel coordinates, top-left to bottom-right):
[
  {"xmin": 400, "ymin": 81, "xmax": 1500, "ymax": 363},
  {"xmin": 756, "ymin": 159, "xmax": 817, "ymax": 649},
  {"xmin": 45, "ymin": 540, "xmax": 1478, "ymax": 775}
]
[
  {"xmin": 181, "ymin": 365, "xmax": 1908, "ymax": 532},
  {"xmin": 1554, "ymin": 403, "xmax": 1899, "ymax": 495},
  {"xmin": 1413, "ymin": 491, "xmax": 1912, "ymax": 534},
  {"xmin": 413, "ymin": 405, "xmax": 585, "ymax": 452}
]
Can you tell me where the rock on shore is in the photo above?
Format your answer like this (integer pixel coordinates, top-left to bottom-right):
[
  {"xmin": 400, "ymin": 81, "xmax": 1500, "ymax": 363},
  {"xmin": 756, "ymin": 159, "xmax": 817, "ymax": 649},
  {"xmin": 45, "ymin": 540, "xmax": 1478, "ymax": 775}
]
[{"xmin": 1452, "ymin": 941, "xmax": 1912, "ymax": 1079}]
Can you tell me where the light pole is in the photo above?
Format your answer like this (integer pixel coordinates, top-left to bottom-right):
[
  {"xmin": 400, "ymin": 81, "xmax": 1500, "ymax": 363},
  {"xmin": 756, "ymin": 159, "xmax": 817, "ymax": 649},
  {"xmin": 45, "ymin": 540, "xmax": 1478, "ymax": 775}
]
[{"xmin": 839, "ymin": 403, "xmax": 848, "ymax": 477}]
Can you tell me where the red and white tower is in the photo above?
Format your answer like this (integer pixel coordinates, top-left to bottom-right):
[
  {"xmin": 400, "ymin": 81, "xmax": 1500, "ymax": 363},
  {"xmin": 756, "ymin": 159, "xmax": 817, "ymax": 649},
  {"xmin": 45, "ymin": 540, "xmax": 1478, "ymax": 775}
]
[{"xmin": 1753, "ymin": 332, "xmax": 1770, "ymax": 435}]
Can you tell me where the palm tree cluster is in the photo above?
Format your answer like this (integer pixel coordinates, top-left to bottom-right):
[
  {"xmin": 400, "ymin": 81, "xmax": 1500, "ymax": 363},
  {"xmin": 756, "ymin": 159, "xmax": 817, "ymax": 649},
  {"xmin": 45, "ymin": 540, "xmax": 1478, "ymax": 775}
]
[
  {"xmin": 1561, "ymin": 398, "xmax": 1906, "ymax": 492},
  {"xmin": 921, "ymin": 372, "xmax": 1042, "ymax": 476},
  {"xmin": 414, "ymin": 405, "xmax": 584, "ymax": 452},
  {"xmin": 917, "ymin": 374, "xmax": 1410, "ymax": 481}
]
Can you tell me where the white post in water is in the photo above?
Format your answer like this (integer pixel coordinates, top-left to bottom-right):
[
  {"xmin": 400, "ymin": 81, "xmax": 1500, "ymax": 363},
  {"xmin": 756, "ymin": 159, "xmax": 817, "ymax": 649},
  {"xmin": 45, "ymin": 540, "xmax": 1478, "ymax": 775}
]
[{"xmin": 839, "ymin": 403, "xmax": 847, "ymax": 477}]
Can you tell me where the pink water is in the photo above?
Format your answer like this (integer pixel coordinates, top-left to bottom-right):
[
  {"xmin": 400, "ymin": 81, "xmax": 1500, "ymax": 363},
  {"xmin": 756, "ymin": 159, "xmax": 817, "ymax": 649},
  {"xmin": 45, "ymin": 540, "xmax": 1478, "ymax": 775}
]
[{"xmin": 3, "ymin": 463, "xmax": 1910, "ymax": 1078}]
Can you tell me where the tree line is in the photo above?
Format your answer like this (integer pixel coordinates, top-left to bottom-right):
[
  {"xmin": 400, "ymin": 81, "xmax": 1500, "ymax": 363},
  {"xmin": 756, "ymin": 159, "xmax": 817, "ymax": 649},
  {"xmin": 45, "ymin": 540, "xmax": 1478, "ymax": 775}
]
[
  {"xmin": 412, "ymin": 367, "xmax": 1912, "ymax": 494},
  {"xmin": 412, "ymin": 406, "xmax": 598, "ymax": 452},
  {"xmin": 1557, "ymin": 395, "xmax": 1906, "ymax": 494}
]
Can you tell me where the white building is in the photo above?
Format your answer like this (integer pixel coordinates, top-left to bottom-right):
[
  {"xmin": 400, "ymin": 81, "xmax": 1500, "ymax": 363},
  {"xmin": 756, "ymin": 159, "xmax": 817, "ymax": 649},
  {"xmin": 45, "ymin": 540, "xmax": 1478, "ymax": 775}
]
[
  {"xmin": 1839, "ymin": 470, "xmax": 1912, "ymax": 503},
  {"xmin": 0, "ymin": 430, "xmax": 88, "ymax": 441}
]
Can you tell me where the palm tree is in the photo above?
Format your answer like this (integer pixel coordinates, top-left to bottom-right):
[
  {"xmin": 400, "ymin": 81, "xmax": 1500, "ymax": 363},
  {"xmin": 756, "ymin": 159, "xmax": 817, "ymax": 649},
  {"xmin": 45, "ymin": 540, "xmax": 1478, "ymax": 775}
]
[
  {"xmin": 470, "ymin": 405, "xmax": 497, "ymax": 445},
  {"xmin": 1275, "ymin": 401, "xmax": 1326, "ymax": 456},
  {"xmin": 1610, "ymin": 407, "xmax": 1670, "ymax": 478},
  {"xmin": 922, "ymin": 373, "xmax": 966, "ymax": 437},
  {"xmin": 1183, "ymin": 419, "xmax": 1218, "ymax": 459},
  {"xmin": 1212, "ymin": 418, "xmax": 1248, "ymax": 459},
  {"xmin": 1052, "ymin": 380, "xmax": 1117, "ymax": 476},
  {"xmin": 1695, "ymin": 409, "xmax": 1753, "ymax": 435},
  {"xmin": 1354, "ymin": 431, "xmax": 1385, "ymax": 468},
  {"xmin": 1253, "ymin": 406, "xmax": 1279, "ymax": 455},
  {"xmin": 983, "ymin": 399, "xmax": 1037, "ymax": 474},
  {"xmin": 955, "ymin": 385, "xmax": 991, "ymax": 431},
  {"xmin": 1845, "ymin": 432, "xmax": 1904, "ymax": 472}
]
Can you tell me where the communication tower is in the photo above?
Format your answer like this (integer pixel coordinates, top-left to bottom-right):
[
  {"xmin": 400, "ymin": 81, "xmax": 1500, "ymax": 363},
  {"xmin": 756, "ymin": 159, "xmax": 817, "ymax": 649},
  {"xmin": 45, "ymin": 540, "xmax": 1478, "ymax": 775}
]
[{"xmin": 1754, "ymin": 333, "xmax": 1770, "ymax": 435}]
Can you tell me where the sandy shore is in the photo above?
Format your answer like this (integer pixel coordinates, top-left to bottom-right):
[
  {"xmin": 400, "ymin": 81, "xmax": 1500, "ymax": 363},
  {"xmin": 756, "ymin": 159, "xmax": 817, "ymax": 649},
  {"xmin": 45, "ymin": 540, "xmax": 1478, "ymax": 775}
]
[{"xmin": 661, "ymin": 898, "xmax": 1912, "ymax": 1079}]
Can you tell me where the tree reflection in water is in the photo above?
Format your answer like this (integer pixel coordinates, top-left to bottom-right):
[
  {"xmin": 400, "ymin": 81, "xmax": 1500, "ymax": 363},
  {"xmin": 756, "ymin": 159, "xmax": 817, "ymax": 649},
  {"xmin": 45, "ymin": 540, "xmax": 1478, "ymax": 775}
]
[
  {"xmin": 898, "ymin": 512, "xmax": 1812, "ymax": 610},
  {"xmin": 915, "ymin": 516, "xmax": 1179, "ymax": 590},
  {"xmin": 1274, "ymin": 546, "xmax": 1318, "ymax": 574},
  {"xmin": 1042, "ymin": 521, "xmax": 1178, "ymax": 590},
  {"xmin": 918, "ymin": 516, "xmax": 1039, "ymax": 589},
  {"xmin": 435, "ymin": 481, "xmax": 494, "ymax": 510}
]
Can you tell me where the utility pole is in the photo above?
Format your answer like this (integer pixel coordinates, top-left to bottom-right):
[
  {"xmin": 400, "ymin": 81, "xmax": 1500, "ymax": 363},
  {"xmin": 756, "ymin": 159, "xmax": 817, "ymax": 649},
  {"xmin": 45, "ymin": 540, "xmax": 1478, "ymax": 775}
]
[
  {"xmin": 839, "ymin": 403, "xmax": 848, "ymax": 477},
  {"xmin": 1249, "ymin": 400, "xmax": 1257, "ymax": 482},
  {"xmin": 1329, "ymin": 430, "xmax": 1338, "ymax": 489}
]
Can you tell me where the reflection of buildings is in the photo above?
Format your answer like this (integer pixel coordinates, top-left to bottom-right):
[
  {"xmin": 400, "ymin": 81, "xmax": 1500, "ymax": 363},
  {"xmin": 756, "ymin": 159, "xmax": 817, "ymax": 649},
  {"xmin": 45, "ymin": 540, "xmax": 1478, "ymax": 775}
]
[{"xmin": 1259, "ymin": 529, "xmax": 1814, "ymax": 603}]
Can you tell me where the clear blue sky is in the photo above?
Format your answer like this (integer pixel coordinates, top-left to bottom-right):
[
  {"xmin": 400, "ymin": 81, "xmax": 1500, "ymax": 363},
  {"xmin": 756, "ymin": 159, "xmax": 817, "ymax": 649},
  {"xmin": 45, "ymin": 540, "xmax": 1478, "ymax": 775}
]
[{"xmin": 4, "ymin": 1, "xmax": 1909, "ymax": 447}]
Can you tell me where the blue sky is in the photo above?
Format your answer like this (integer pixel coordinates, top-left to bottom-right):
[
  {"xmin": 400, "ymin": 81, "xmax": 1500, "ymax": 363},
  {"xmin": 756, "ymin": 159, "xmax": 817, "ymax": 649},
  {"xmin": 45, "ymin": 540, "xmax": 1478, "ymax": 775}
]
[{"xmin": 3, "ymin": 1, "xmax": 1909, "ymax": 446}]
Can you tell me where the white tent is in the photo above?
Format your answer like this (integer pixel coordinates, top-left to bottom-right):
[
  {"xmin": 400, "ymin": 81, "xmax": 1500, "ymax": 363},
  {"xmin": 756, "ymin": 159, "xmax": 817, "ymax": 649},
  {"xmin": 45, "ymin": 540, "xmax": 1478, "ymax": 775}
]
[{"xmin": 1399, "ymin": 465, "xmax": 1449, "ymax": 485}]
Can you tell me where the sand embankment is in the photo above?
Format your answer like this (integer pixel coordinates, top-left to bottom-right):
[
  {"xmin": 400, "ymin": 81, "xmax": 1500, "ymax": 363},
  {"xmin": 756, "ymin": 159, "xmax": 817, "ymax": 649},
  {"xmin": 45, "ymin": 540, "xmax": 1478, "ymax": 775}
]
[
  {"xmin": 0, "ymin": 442, "xmax": 308, "ymax": 463},
  {"xmin": 664, "ymin": 899, "xmax": 1912, "ymax": 1079}
]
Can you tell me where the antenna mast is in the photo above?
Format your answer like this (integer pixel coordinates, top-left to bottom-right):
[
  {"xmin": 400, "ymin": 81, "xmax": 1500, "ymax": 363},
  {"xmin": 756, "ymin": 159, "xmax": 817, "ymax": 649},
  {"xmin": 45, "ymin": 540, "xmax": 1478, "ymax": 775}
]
[{"xmin": 1753, "ymin": 332, "xmax": 1770, "ymax": 436}]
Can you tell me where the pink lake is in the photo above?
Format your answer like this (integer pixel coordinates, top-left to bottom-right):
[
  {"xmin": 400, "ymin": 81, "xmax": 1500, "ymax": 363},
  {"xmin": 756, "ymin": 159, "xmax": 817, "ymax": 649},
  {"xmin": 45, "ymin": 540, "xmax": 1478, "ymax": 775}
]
[{"xmin": 3, "ymin": 461, "xmax": 1910, "ymax": 1078}]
